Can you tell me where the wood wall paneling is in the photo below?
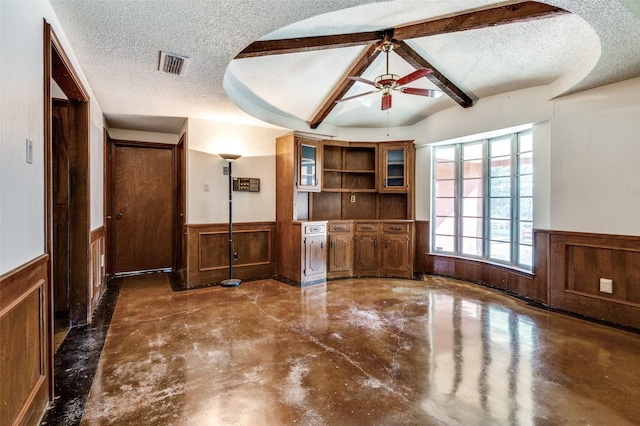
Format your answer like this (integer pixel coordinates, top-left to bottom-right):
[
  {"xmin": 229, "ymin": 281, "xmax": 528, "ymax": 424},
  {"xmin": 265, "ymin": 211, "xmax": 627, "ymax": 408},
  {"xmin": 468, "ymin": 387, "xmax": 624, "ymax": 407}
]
[
  {"xmin": 549, "ymin": 231, "xmax": 640, "ymax": 329},
  {"xmin": 0, "ymin": 255, "xmax": 50, "ymax": 426},
  {"xmin": 89, "ymin": 227, "xmax": 106, "ymax": 318},
  {"xmin": 186, "ymin": 223, "xmax": 277, "ymax": 287},
  {"xmin": 416, "ymin": 224, "xmax": 547, "ymax": 303}
]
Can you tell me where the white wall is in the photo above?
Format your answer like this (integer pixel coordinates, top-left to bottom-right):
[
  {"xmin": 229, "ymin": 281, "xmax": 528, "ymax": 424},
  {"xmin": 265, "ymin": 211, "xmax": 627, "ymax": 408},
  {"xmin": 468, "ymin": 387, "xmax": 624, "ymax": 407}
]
[
  {"xmin": 108, "ymin": 128, "xmax": 181, "ymax": 145},
  {"xmin": 186, "ymin": 117, "xmax": 286, "ymax": 224},
  {"xmin": 549, "ymin": 77, "xmax": 640, "ymax": 235},
  {"xmin": 0, "ymin": 1, "xmax": 104, "ymax": 274}
]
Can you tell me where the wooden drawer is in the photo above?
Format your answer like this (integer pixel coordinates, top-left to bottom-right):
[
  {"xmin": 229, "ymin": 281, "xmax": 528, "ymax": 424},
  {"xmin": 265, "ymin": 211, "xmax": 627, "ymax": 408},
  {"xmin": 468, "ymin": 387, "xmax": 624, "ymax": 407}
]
[
  {"xmin": 329, "ymin": 222, "xmax": 353, "ymax": 233},
  {"xmin": 383, "ymin": 223, "xmax": 410, "ymax": 234},
  {"xmin": 304, "ymin": 223, "xmax": 326, "ymax": 235},
  {"xmin": 355, "ymin": 223, "xmax": 379, "ymax": 232}
]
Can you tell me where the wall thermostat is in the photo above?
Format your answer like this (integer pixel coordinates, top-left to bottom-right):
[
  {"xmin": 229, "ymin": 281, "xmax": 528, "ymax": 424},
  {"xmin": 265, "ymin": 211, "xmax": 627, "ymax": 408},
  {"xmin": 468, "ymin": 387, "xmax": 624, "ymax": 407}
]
[{"xmin": 233, "ymin": 177, "xmax": 260, "ymax": 192}]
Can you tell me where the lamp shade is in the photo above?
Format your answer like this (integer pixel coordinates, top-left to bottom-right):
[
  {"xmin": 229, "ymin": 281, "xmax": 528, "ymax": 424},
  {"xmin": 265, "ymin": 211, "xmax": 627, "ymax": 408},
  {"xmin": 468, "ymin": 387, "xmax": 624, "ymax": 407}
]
[{"xmin": 219, "ymin": 153, "xmax": 241, "ymax": 161}]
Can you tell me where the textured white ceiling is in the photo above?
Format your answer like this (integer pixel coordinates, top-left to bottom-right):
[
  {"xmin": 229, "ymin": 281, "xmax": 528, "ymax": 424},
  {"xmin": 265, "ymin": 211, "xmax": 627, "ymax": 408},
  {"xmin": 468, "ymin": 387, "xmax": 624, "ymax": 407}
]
[{"xmin": 48, "ymin": 0, "xmax": 640, "ymax": 134}]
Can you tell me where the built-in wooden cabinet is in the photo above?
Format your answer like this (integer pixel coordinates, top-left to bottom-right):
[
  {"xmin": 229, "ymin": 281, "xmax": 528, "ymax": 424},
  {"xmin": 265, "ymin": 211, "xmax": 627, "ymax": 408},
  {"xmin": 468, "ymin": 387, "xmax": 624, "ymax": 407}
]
[
  {"xmin": 354, "ymin": 222, "xmax": 380, "ymax": 274},
  {"xmin": 381, "ymin": 222, "xmax": 412, "ymax": 278},
  {"xmin": 276, "ymin": 133, "xmax": 415, "ymax": 284},
  {"xmin": 301, "ymin": 222, "xmax": 327, "ymax": 283},
  {"xmin": 328, "ymin": 221, "xmax": 353, "ymax": 278},
  {"xmin": 311, "ymin": 139, "xmax": 414, "ymax": 221}
]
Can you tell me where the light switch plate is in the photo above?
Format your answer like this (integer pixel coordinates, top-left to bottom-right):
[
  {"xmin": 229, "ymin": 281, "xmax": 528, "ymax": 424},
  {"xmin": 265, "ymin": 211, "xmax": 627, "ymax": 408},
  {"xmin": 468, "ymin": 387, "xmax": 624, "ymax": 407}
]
[{"xmin": 26, "ymin": 139, "xmax": 33, "ymax": 164}]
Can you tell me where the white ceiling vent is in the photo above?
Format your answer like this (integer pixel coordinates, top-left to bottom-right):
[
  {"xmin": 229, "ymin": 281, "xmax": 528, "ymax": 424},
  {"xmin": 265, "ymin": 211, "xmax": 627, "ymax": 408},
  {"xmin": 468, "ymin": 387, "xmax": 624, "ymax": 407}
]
[{"xmin": 158, "ymin": 51, "xmax": 189, "ymax": 76}]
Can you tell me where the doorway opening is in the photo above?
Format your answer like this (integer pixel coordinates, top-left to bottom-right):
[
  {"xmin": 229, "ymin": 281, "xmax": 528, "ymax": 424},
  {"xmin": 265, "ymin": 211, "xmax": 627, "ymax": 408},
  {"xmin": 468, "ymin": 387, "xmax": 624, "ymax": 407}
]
[{"xmin": 44, "ymin": 23, "xmax": 91, "ymax": 401}]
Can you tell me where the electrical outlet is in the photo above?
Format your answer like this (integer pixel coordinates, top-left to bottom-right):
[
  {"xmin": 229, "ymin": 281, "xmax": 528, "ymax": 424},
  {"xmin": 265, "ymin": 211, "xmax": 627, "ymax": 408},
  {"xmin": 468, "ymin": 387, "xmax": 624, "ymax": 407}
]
[
  {"xmin": 204, "ymin": 182, "xmax": 210, "ymax": 192},
  {"xmin": 350, "ymin": 194, "xmax": 356, "ymax": 203},
  {"xmin": 599, "ymin": 278, "xmax": 613, "ymax": 294}
]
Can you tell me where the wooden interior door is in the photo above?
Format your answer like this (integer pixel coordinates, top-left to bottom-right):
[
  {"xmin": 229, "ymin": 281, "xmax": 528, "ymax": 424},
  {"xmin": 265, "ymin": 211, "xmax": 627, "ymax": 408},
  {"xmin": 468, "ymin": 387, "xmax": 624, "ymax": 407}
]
[{"xmin": 112, "ymin": 142, "xmax": 175, "ymax": 274}]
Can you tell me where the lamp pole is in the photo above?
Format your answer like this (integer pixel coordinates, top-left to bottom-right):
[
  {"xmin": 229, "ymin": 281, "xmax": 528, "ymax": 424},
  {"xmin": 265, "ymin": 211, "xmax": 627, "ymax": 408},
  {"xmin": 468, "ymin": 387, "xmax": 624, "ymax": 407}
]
[{"xmin": 218, "ymin": 153, "xmax": 241, "ymax": 287}]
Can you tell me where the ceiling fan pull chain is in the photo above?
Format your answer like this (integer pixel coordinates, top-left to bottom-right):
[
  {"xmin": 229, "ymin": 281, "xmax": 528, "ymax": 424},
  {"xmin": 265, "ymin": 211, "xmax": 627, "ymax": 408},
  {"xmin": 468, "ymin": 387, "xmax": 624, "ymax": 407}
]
[{"xmin": 386, "ymin": 110, "xmax": 390, "ymax": 137}]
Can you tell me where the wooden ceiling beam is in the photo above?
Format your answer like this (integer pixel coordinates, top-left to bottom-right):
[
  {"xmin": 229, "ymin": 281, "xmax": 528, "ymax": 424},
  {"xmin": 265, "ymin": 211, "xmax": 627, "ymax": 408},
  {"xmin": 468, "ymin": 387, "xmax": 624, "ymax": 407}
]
[
  {"xmin": 235, "ymin": 3, "xmax": 567, "ymax": 59},
  {"xmin": 394, "ymin": 41, "xmax": 475, "ymax": 109},
  {"xmin": 235, "ymin": 31, "xmax": 386, "ymax": 59},
  {"xmin": 393, "ymin": 2, "xmax": 568, "ymax": 40},
  {"xmin": 309, "ymin": 44, "xmax": 381, "ymax": 129}
]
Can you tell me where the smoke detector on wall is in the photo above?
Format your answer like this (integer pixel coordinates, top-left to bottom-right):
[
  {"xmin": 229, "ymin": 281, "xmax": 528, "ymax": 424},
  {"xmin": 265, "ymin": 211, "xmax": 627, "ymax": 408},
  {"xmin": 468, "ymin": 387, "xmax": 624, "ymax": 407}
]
[{"xmin": 158, "ymin": 51, "xmax": 189, "ymax": 76}]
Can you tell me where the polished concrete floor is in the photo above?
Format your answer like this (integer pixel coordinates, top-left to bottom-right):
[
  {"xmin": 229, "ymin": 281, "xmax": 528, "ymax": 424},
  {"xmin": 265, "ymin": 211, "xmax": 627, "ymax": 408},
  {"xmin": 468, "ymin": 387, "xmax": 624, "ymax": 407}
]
[{"xmin": 75, "ymin": 274, "xmax": 640, "ymax": 425}]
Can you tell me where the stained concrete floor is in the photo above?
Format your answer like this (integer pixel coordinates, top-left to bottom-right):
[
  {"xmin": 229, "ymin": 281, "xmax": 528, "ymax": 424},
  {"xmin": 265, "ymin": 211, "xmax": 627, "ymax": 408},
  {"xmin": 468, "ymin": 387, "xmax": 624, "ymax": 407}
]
[{"xmin": 62, "ymin": 273, "xmax": 640, "ymax": 425}]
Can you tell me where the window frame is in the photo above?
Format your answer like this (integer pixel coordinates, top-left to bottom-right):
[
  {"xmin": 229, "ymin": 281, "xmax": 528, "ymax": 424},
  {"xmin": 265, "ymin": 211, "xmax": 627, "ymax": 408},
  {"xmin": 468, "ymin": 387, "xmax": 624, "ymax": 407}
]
[{"xmin": 431, "ymin": 129, "xmax": 533, "ymax": 270}]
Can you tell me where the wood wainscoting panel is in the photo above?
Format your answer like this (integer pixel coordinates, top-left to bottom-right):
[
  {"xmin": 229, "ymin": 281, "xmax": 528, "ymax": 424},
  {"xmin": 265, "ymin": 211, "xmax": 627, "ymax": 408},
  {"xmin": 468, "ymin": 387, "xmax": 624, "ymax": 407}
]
[
  {"xmin": 414, "ymin": 221, "xmax": 432, "ymax": 272},
  {"xmin": 416, "ymin": 226, "xmax": 548, "ymax": 303},
  {"xmin": 0, "ymin": 255, "xmax": 50, "ymax": 426},
  {"xmin": 89, "ymin": 227, "xmax": 106, "ymax": 318},
  {"xmin": 199, "ymin": 230, "xmax": 272, "ymax": 270},
  {"xmin": 186, "ymin": 222, "xmax": 276, "ymax": 288},
  {"xmin": 549, "ymin": 231, "xmax": 640, "ymax": 329}
]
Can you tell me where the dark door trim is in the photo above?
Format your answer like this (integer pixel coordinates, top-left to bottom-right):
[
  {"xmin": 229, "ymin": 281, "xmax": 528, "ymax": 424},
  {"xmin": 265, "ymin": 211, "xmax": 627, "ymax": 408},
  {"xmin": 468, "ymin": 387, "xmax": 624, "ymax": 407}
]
[{"xmin": 44, "ymin": 20, "xmax": 91, "ymax": 397}]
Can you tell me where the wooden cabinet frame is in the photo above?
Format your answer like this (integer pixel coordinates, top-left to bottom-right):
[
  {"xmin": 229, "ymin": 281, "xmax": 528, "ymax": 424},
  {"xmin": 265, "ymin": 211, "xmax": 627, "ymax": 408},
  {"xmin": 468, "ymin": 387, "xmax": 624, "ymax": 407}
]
[{"xmin": 276, "ymin": 133, "xmax": 415, "ymax": 284}]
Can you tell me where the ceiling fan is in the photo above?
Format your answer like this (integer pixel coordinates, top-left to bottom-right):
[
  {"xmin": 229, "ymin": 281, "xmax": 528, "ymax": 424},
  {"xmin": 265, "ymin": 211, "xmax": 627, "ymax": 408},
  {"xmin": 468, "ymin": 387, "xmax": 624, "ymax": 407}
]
[
  {"xmin": 235, "ymin": 1, "xmax": 568, "ymax": 128},
  {"xmin": 337, "ymin": 41, "xmax": 443, "ymax": 111}
]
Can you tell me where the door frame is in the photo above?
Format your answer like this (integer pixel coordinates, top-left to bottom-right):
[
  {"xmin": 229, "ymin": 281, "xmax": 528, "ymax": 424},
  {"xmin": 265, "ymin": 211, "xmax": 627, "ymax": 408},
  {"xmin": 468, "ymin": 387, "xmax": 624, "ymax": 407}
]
[
  {"xmin": 44, "ymin": 22, "xmax": 90, "ymax": 327},
  {"xmin": 44, "ymin": 21, "xmax": 91, "ymax": 398},
  {"xmin": 106, "ymin": 139, "xmax": 182, "ymax": 277}
]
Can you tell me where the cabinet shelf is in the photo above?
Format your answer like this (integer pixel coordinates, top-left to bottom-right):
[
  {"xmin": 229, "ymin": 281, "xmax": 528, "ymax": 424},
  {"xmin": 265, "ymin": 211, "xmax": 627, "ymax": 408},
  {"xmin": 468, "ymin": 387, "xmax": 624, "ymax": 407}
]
[
  {"xmin": 322, "ymin": 188, "xmax": 377, "ymax": 193},
  {"xmin": 323, "ymin": 168, "xmax": 375, "ymax": 174}
]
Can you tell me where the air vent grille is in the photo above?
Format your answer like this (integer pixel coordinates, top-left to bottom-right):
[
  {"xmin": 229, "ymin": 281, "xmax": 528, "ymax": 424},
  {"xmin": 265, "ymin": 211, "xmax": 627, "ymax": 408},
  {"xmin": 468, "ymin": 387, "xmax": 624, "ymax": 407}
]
[{"xmin": 158, "ymin": 51, "xmax": 189, "ymax": 76}]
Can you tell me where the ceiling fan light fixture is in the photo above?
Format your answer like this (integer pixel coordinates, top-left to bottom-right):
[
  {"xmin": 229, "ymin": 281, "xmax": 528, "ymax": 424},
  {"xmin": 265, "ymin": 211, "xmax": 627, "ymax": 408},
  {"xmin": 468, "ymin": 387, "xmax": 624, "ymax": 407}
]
[{"xmin": 374, "ymin": 74, "xmax": 400, "ymax": 87}]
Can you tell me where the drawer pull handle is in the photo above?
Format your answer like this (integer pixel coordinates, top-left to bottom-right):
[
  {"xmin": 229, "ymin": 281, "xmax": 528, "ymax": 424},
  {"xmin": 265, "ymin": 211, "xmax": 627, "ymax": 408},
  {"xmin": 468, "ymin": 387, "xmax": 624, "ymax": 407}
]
[
  {"xmin": 390, "ymin": 226, "xmax": 402, "ymax": 231},
  {"xmin": 362, "ymin": 225, "xmax": 373, "ymax": 230},
  {"xmin": 335, "ymin": 226, "xmax": 346, "ymax": 231},
  {"xmin": 310, "ymin": 227, "xmax": 320, "ymax": 232}
]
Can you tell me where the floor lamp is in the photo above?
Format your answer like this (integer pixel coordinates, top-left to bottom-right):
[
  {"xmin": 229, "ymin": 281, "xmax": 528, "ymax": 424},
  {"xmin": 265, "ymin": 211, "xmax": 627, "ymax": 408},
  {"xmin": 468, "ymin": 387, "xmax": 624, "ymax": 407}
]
[{"xmin": 219, "ymin": 153, "xmax": 242, "ymax": 287}]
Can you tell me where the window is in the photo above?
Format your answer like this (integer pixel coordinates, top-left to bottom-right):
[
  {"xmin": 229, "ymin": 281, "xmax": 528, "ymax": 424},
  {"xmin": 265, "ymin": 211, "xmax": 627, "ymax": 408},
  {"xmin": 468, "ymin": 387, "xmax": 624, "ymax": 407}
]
[{"xmin": 432, "ymin": 129, "xmax": 533, "ymax": 269}]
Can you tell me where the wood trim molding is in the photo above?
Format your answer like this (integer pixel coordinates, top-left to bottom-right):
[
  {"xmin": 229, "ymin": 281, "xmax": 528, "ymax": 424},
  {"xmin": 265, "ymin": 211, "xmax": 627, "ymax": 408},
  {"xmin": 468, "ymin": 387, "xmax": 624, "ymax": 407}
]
[{"xmin": 90, "ymin": 226, "xmax": 106, "ymax": 242}]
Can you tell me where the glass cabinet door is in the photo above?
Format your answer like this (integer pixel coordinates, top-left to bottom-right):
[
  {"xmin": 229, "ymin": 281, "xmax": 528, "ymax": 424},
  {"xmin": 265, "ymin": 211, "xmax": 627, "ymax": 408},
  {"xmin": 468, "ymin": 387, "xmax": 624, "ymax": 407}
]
[
  {"xmin": 297, "ymin": 140, "xmax": 321, "ymax": 191},
  {"xmin": 380, "ymin": 145, "xmax": 408, "ymax": 191}
]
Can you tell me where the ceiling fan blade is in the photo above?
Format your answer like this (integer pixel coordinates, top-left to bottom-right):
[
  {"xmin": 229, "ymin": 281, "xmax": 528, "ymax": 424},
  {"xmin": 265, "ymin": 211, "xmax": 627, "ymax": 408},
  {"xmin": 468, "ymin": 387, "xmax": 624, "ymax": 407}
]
[
  {"xmin": 336, "ymin": 90, "xmax": 379, "ymax": 102},
  {"xmin": 400, "ymin": 87, "xmax": 443, "ymax": 97},
  {"xmin": 347, "ymin": 76, "xmax": 378, "ymax": 87},
  {"xmin": 396, "ymin": 68, "xmax": 433, "ymax": 86},
  {"xmin": 381, "ymin": 94, "xmax": 392, "ymax": 110}
]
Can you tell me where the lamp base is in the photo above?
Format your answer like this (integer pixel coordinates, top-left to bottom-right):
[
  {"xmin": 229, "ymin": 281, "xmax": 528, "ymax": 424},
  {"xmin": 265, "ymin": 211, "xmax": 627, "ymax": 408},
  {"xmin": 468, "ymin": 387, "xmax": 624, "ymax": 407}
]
[{"xmin": 220, "ymin": 278, "xmax": 242, "ymax": 287}]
